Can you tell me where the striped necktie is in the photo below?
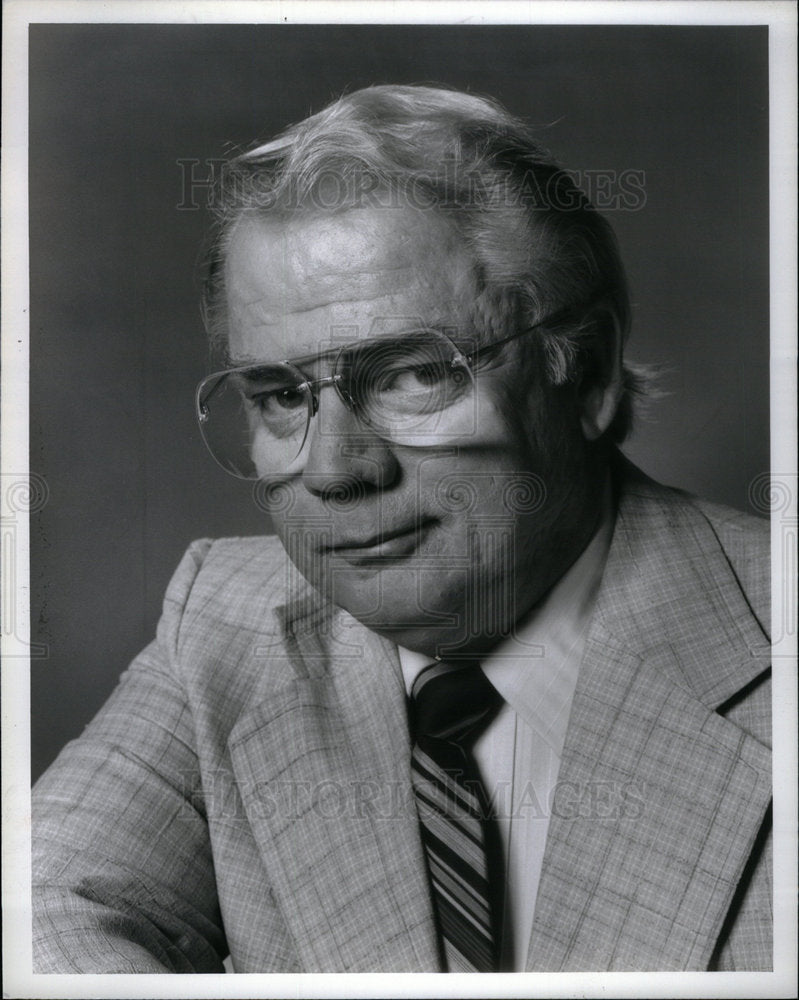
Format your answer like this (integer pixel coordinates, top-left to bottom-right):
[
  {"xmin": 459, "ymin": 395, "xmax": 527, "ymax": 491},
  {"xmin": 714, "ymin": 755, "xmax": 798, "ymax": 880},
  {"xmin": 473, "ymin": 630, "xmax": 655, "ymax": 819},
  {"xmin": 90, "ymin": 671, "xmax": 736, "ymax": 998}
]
[{"xmin": 410, "ymin": 660, "xmax": 505, "ymax": 972}]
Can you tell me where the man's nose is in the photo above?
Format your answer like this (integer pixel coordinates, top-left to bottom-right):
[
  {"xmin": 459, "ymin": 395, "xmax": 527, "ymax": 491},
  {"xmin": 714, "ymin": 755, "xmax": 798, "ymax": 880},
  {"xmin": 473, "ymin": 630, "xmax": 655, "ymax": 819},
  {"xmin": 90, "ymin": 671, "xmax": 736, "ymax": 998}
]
[{"xmin": 300, "ymin": 387, "xmax": 400, "ymax": 498}]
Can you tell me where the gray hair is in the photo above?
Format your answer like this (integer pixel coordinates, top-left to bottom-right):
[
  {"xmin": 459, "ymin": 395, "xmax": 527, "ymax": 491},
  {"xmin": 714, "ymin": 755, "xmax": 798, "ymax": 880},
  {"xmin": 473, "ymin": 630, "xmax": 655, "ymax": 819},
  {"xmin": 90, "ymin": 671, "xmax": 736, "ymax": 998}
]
[{"xmin": 203, "ymin": 84, "xmax": 644, "ymax": 442}]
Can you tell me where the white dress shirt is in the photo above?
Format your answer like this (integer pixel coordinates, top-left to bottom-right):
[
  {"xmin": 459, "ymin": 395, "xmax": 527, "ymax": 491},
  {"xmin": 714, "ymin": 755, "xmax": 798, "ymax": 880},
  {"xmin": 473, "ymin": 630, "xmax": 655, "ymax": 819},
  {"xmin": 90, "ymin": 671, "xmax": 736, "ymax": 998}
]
[{"xmin": 399, "ymin": 501, "xmax": 614, "ymax": 970}]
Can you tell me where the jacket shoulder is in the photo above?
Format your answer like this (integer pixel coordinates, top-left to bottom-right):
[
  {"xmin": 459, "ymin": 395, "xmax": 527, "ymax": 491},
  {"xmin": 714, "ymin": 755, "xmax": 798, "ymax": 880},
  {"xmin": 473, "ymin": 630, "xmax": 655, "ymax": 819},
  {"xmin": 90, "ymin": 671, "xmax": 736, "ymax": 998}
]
[
  {"xmin": 688, "ymin": 497, "xmax": 770, "ymax": 633},
  {"xmin": 164, "ymin": 535, "xmax": 292, "ymax": 610},
  {"xmin": 156, "ymin": 535, "xmax": 301, "ymax": 671},
  {"xmin": 617, "ymin": 460, "xmax": 770, "ymax": 635}
]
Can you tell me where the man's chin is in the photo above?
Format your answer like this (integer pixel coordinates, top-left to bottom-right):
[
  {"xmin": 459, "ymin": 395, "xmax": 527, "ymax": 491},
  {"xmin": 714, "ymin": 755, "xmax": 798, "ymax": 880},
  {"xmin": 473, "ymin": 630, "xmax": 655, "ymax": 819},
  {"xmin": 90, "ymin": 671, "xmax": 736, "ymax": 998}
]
[
  {"xmin": 317, "ymin": 564, "xmax": 478, "ymax": 656},
  {"xmin": 322, "ymin": 562, "xmax": 435, "ymax": 620}
]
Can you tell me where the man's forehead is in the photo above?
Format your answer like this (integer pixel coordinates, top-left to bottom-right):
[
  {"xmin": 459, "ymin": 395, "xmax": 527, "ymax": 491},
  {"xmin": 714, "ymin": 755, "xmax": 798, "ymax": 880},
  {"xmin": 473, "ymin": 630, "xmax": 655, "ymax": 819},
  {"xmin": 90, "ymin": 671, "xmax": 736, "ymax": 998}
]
[
  {"xmin": 223, "ymin": 205, "xmax": 478, "ymax": 359},
  {"xmin": 226, "ymin": 204, "xmax": 468, "ymax": 282}
]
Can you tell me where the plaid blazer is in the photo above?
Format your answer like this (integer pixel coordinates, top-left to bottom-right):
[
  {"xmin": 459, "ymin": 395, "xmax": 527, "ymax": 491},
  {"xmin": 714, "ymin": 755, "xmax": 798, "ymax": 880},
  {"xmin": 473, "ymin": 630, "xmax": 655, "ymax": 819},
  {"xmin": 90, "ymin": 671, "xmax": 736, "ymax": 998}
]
[{"xmin": 33, "ymin": 463, "xmax": 772, "ymax": 973}]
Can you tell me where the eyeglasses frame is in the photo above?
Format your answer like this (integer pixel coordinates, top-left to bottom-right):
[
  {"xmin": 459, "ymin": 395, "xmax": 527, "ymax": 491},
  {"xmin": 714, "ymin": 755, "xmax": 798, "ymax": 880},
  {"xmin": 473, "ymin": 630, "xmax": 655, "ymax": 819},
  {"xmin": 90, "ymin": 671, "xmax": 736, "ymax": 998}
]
[{"xmin": 195, "ymin": 303, "xmax": 581, "ymax": 475}]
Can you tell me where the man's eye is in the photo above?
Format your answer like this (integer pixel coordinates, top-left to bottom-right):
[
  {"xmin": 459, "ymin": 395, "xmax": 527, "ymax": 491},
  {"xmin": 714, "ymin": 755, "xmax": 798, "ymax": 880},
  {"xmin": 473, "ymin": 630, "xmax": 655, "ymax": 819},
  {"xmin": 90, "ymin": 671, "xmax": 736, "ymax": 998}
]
[
  {"xmin": 251, "ymin": 387, "xmax": 306, "ymax": 412},
  {"xmin": 382, "ymin": 362, "xmax": 451, "ymax": 392}
]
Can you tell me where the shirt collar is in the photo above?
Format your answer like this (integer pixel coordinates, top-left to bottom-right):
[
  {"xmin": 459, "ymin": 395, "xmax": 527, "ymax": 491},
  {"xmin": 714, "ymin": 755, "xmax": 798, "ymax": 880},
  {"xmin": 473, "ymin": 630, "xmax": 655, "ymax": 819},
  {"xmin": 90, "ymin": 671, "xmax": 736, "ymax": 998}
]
[{"xmin": 398, "ymin": 480, "xmax": 615, "ymax": 756}]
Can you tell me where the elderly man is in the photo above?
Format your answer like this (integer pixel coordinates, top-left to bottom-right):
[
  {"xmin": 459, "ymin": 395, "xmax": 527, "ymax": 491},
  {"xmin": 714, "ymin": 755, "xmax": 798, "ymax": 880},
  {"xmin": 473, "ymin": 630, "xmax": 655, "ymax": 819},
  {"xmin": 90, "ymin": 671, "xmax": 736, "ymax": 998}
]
[{"xmin": 33, "ymin": 85, "xmax": 771, "ymax": 974}]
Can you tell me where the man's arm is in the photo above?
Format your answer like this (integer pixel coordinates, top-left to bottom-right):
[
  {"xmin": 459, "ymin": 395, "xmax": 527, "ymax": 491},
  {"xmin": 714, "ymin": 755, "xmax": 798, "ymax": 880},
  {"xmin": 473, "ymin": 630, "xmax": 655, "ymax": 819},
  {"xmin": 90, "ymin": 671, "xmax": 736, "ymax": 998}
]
[{"xmin": 32, "ymin": 542, "xmax": 227, "ymax": 973}]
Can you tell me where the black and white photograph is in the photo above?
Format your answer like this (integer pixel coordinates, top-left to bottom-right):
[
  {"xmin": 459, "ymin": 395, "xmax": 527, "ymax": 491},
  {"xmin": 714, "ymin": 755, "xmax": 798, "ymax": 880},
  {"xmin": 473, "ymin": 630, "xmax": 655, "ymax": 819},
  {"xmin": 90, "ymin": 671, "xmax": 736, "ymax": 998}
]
[{"xmin": 2, "ymin": 1, "xmax": 796, "ymax": 996}]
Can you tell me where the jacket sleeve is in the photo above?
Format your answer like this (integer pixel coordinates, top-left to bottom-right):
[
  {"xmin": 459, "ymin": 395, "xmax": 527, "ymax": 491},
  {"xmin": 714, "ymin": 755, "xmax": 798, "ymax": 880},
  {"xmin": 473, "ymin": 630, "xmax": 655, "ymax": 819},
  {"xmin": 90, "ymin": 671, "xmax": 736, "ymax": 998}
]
[{"xmin": 32, "ymin": 540, "xmax": 227, "ymax": 973}]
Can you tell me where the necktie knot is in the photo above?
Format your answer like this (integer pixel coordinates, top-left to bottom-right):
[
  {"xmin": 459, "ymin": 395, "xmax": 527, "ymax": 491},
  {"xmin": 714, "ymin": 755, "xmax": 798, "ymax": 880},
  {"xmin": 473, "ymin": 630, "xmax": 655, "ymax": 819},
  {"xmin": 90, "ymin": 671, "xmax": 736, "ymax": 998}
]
[{"xmin": 411, "ymin": 660, "xmax": 502, "ymax": 743}]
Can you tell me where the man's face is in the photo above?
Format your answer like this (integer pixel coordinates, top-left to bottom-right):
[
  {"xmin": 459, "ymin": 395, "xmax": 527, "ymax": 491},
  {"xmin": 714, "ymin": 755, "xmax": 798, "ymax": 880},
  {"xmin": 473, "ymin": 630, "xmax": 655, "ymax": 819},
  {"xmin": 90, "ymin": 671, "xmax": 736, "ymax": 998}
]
[{"xmin": 224, "ymin": 204, "xmax": 600, "ymax": 656}]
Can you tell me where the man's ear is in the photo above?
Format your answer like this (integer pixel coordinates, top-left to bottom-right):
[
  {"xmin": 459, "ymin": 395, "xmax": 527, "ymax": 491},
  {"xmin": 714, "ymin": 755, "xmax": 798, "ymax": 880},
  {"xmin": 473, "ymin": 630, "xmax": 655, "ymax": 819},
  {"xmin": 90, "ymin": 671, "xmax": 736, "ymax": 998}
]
[{"xmin": 576, "ymin": 315, "xmax": 624, "ymax": 441}]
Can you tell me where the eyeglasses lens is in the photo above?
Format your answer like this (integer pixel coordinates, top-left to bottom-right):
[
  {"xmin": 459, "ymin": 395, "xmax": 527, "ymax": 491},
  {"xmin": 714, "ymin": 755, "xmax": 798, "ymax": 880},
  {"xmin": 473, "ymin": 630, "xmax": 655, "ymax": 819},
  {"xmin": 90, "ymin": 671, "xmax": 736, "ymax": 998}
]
[{"xmin": 197, "ymin": 362, "xmax": 312, "ymax": 479}]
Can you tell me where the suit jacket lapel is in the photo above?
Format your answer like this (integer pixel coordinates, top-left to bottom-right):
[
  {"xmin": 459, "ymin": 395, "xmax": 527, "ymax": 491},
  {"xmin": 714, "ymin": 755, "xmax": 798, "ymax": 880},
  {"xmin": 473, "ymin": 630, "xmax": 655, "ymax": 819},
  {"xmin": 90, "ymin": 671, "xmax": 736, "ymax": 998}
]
[
  {"xmin": 527, "ymin": 476, "xmax": 771, "ymax": 971},
  {"xmin": 228, "ymin": 592, "xmax": 439, "ymax": 972}
]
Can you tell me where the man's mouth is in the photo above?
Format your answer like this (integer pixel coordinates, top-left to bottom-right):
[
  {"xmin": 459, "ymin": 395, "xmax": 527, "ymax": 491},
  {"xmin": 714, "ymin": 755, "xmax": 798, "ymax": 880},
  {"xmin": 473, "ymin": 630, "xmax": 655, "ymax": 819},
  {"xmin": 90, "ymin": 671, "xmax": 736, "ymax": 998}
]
[{"xmin": 327, "ymin": 519, "xmax": 436, "ymax": 565}]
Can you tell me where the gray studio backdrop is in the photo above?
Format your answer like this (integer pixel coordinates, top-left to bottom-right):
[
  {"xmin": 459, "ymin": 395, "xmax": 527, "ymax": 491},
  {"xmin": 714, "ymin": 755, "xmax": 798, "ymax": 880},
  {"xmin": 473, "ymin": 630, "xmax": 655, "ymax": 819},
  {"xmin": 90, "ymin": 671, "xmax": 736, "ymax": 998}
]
[{"xmin": 29, "ymin": 24, "xmax": 769, "ymax": 780}]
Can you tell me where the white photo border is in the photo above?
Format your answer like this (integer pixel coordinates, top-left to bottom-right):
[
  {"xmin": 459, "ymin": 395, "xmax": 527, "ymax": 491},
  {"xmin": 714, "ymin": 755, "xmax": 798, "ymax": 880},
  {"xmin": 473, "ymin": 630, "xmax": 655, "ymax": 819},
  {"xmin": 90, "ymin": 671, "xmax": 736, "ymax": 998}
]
[{"xmin": 2, "ymin": 2, "xmax": 796, "ymax": 998}]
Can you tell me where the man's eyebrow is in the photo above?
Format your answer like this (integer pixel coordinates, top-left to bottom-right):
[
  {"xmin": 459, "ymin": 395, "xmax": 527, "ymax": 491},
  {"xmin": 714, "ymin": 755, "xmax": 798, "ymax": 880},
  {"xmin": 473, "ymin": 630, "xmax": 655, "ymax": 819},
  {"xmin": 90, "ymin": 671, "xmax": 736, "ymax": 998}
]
[
  {"xmin": 221, "ymin": 323, "xmax": 483, "ymax": 373},
  {"xmin": 226, "ymin": 366, "xmax": 279, "ymax": 382},
  {"xmin": 224, "ymin": 345, "xmax": 340, "ymax": 370},
  {"xmin": 421, "ymin": 323, "xmax": 483, "ymax": 355},
  {"xmin": 224, "ymin": 352, "xmax": 270, "ymax": 367}
]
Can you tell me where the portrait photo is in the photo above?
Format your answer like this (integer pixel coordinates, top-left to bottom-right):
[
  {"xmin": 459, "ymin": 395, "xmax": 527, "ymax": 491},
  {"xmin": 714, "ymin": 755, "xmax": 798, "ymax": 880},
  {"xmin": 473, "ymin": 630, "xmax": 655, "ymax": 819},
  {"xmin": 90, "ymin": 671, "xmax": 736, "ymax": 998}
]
[{"xmin": 2, "ymin": 2, "xmax": 796, "ymax": 997}]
